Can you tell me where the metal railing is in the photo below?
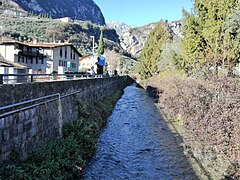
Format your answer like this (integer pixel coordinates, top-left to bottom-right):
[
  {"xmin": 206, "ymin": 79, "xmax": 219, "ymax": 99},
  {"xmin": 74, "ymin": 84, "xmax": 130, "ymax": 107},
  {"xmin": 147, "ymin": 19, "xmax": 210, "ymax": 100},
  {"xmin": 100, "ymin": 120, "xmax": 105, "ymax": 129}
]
[
  {"xmin": 18, "ymin": 51, "xmax": 44, "ymax": 57},
  {"xmin": 0, "ymin": 73, "xmax": 106, "ymax": 84},
  {"xmin": 0, "ymin": 93, "xmax": 60, "ymax": 118}
]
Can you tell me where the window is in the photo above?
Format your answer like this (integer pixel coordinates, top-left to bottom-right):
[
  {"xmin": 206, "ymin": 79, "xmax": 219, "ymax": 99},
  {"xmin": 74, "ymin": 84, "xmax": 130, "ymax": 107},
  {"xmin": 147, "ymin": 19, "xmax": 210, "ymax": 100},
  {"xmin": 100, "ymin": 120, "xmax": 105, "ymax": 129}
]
[
  {"xmin": 27, "ymin": 47, "xmax": 32, "ymax": 52},
  {"xmin": 65, "ymin": 47, "xmax": 67, "ymax": 58},
  {"xmin": 36, "ymin": 57, "xmax": 38, "ymax": 64},
  {"xmin": 60, "ymin": 48, "xmax": 62, "ymax": 57},
  {"xmin": 39, "ymin": 57, "xmax": 43, "ymax": 64},
  {"xmin": 28, "ymin": 57, "xmax": 31, "ymax": 64},
  {"xmin": 73, "ymin": 53, "xmax": 75, "ymax": 60},
  {"xmin": 71, "ymin": 63, "xmax": 76, "ymax": 68},
  {"xmin": 18, "ymin": 56, "xmax": 22, "ymax": 62},
  {"xmin": 71, "ymin": 49, "xmax": 73, "ymax": 59},
  {"xmin": 31, "ymin": 57, "xmax": 33, "ymax": 64},
  {"xmin": 59, "ymin": 60, "xmax": 61, "ymax": 66}
]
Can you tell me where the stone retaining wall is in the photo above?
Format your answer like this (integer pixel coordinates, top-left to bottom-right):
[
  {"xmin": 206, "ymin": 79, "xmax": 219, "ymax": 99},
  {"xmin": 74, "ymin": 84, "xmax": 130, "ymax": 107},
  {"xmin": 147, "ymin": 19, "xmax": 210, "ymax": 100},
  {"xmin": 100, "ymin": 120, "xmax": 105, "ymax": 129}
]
[{"xmin": 0, "ymin": 76, "xmax": 131, "ymax": 162}]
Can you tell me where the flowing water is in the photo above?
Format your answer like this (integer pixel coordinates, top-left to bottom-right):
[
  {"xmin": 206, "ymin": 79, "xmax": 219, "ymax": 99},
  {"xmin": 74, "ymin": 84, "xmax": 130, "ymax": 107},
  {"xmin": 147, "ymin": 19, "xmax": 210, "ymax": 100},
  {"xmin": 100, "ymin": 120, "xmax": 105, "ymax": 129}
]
[{"xmin": 84, "ymin": 85, "xmax": 198, "ymax": 179}]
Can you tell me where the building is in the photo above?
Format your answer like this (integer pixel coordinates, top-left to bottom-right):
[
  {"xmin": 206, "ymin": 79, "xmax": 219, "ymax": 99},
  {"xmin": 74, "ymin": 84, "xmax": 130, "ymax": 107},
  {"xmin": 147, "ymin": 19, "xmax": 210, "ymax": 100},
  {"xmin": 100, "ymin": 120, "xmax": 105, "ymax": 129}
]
[
  {"xmin": 79, "ymin": 54, "xmax": 98, "ymax": 74},
  {"xmin": 0, "ymin": 36, "xmax": 82, "ymax": 74},
  {"xmin": 0, "ymin": 55, "xmax": 28, "ymax": 83},
  {"xmin": 57, "ymin": 17, "xmax": 72, "ymax": 23}
]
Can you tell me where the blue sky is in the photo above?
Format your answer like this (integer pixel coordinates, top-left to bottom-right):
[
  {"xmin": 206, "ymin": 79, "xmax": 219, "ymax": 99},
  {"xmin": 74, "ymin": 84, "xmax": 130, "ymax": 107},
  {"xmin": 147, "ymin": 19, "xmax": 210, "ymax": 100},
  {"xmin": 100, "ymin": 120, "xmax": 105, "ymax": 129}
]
[{"xmin": 94, "ymin": 0, "xmax": 193, "ymax": 27}]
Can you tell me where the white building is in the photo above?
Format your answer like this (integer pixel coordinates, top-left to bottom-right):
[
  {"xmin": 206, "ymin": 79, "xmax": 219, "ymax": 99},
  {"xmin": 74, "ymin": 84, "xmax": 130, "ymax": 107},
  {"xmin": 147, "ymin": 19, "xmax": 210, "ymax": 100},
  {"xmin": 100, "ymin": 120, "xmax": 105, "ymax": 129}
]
[
  {"xmin": 79, "ymin": 54, "xmax": 98, "ymax": 74},
  {"xmin": 0, "ymin": 55, "xmax": 28, "ymax": 83},
  {"xmin": 0, "ymin": 36, "xmax": 82, "ymax": 74},
  {"xmin": 58, "ymin": 17, "xmax": 72, "ymax": 23}
]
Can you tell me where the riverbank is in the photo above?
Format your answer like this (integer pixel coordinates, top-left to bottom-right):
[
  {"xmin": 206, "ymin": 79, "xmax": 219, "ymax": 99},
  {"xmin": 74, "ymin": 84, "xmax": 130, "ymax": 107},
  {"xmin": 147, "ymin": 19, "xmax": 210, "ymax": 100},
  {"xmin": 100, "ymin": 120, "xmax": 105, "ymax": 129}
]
[
  {"xmin": 146, "ymin": 74, "xmax": 240, "ymax": 179},
  {"xmin": 0, "ymin": 90, "xmax": 124, "ymax": 179}
]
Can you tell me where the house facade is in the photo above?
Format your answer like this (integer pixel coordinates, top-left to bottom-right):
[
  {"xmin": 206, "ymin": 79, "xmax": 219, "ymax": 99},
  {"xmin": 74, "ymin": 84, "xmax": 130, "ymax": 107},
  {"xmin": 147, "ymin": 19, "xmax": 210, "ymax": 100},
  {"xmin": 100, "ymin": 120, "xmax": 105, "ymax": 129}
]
[
  {"xmin": 0, "ymin": 54, "xmax": 29, "ymax": 84},
  {"xmin": 0, "ymin": 37, "xmax": 81, "ymax": 74},
  {"xmin": 79, "ymin": 54, "xmax": 98, "ymax": 74}
]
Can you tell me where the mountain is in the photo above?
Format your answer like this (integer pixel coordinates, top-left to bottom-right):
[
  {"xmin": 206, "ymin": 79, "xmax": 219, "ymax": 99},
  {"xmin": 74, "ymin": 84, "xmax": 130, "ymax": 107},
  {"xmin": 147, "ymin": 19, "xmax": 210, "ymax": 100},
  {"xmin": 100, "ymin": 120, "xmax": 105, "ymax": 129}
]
[
  {"xmin": 119, "ymin": 21, "xmax": 183, "ymax": 58},
  {"xmin": 107, "ymin": 21, "xmax": 131, "ymax": 38},
  {"xmin": 6, "ymin": 0, "xmax": 105, "ymax": 25}
]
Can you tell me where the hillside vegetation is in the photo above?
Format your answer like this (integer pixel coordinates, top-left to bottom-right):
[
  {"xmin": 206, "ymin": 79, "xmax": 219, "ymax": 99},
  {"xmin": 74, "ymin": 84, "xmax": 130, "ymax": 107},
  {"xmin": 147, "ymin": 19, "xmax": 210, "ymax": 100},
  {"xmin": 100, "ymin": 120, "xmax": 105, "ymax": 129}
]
[{"xmin": 0, "ymin": 14, "xmax": 120, "ymax": 56}]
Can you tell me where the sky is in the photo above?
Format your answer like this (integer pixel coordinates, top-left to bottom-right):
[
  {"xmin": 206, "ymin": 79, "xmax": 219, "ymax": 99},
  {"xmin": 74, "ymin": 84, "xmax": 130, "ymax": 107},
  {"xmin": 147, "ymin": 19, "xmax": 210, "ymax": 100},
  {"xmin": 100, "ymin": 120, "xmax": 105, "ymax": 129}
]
[{"xmin": 94, "ymin": 0, "xmax": 193, "ymax": 27}]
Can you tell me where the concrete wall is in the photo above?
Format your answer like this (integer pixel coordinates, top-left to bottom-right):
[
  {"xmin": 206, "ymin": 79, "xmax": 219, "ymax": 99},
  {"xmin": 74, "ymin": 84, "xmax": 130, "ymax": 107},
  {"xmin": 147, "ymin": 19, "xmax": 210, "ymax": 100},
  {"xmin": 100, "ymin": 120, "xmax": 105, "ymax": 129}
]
[{"xmin": 0, "ymin": 76, "xmax": 131, "ymax": 162}]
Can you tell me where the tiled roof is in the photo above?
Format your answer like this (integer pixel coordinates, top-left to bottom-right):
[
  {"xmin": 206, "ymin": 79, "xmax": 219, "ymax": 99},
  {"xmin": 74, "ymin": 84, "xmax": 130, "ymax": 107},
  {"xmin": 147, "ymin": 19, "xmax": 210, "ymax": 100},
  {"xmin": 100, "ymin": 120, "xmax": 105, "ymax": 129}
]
[{"xmin": 27, "ymin": 42, "xmax": 72, "ymax": 48}]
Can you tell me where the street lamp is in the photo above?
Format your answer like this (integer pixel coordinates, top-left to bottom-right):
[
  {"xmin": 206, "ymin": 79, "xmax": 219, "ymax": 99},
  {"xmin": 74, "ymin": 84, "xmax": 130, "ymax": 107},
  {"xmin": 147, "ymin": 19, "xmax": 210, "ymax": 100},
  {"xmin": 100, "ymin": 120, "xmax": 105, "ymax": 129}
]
[{"xmin": 90, "ymin": 36, "xmax": 95, "ymax": 76}]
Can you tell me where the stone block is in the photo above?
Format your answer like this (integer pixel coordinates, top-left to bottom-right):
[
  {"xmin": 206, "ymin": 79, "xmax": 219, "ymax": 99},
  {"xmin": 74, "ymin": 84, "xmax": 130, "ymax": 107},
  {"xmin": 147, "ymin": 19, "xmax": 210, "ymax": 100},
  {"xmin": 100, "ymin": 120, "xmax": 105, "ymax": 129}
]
[
  {"xmin": 25, "ymin": 139, "xmax": 33, "ymax": 150},
  {"xmin": 0, "ymin": 118, "xmax": 4, "ymax": 128},
  {"xmin": 30, "ymin": 127, "xmax": 37, "ymax": 137},
  {"xmin": 30, "ymin": 108, "xmax": 36, "ymax": 119},
  {"xmin": 23, "ymin": 121, "xmax": 32, "ymax": 132},
  {"xmin": 2, "ymin": 152, "xmax": 10, "ymax": 161},
  {"xmin": 1, "ymin": 142, "xmax": 13, "ymax": 153},
  {"xmin": 18, "ymin": 111, "xmax": 25, "ymax": 123},
  {"xmin": 17, "ymin": 123, "xmax": 23, "ymax": 135},
  {"xmin": 32, "ymin": 134, "xmax": 39, "ymax": 143},
  {"xmin": 24, "ymin": 110, "xmax": 30, "ymax": 121},
  {"xmin": 31, "ymin": 116, "xmax": 37, "ymax": 127},
  {"xmin": 12, "ymin": 125, "xmax": 19, "ymax": 137},
  {"xmin": 3, "ymin": 129, "xmax": 10, "ymax": 142},
  {"xmin": 22, "ymin": 132, "xmax": 27, "ymax": 142},
  {"xmin": 5, "ymin": 116, "xmax": 13, "ymax": 128},
  {"xmin": 26, "ymin": 131, "xmax": 31, "ymax": 139},
  {"xmin": 13, "ymin": 136, "xmax": 21, "ymax": 146}
]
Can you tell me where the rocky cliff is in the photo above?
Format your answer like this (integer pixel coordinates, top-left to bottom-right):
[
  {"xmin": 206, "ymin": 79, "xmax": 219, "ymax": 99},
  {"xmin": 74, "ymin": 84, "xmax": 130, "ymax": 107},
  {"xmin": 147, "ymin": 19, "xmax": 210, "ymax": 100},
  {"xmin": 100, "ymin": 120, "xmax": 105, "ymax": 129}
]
[
  {"xmin": 107, "ymin": 21, "xmax": 131, "ymax": 38},
  {"xmin": 118, "ymin": 21, "xmax": 183, "ymax": 58},
  {"xmin": 7, "ymin": 0, "xmax": 105, "ymax": 25}
]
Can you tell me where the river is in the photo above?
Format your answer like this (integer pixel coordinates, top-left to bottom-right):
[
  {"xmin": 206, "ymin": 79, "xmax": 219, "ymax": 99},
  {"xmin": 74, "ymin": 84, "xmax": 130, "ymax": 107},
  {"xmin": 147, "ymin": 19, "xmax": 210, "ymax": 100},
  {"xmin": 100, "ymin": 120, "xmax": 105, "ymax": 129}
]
[{"xmin": 84, "ymin": 84, "xmax": 198, "ymax": 179}]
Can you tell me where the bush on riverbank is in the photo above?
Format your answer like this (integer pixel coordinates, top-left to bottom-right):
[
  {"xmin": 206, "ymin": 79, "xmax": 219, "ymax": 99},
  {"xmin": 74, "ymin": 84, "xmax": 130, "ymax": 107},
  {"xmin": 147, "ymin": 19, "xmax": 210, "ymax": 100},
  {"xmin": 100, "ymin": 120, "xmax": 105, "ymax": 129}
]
[
  {"xmin": 147, "ymin": 74, "xmax": 240, "ymax": 179},
  {"xmin": 0, "ymin": 90, "xmax": 123, "ymax": 179}
]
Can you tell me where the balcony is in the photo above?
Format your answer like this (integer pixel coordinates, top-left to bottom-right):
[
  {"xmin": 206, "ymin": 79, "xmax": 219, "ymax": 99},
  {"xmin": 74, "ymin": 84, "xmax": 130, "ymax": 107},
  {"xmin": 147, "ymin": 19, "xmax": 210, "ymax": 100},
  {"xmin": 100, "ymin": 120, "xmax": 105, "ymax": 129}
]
[{"xmin": 18, "ymin": 51, "xmax": 45, "ymax": 57}]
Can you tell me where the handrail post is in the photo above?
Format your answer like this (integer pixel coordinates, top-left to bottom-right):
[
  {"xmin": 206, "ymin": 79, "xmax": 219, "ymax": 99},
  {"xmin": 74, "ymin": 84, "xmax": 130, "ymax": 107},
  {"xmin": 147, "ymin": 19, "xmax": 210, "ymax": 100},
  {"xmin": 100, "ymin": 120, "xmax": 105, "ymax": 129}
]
[{"xmin": 0, "ymin": 75, "xmax": 3, "ymax": 84}]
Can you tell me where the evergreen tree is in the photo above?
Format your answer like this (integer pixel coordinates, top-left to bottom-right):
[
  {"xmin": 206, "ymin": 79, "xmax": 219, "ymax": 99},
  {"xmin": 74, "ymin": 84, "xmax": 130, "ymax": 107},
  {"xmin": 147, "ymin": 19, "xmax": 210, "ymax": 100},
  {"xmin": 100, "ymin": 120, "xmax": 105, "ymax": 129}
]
[
  {"xmin": 97, "ymin": 30, "xmax": 104, "ymax": 74},
  {"xmin": 139, "ymin": 24, "xmax": 169, "ymax": 79},
  {"xmin": 222, "ymin": 10, "xmax": 240, "ymax": 75},
  {"xmin": 182, "ymin": 0, "xmax": 240, "ymax": 76},
  {"xmin": 97, "ymin": 30, "xmax": 104, "ymax": 56}
]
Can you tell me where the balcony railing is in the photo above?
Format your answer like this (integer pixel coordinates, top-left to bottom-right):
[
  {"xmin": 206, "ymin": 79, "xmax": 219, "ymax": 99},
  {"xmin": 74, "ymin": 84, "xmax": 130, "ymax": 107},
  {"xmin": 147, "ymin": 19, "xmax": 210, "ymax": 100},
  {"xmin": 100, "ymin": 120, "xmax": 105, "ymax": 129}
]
[{"xmin": 18, "ymin": 51, "xmax": 45, "ymax": 57}]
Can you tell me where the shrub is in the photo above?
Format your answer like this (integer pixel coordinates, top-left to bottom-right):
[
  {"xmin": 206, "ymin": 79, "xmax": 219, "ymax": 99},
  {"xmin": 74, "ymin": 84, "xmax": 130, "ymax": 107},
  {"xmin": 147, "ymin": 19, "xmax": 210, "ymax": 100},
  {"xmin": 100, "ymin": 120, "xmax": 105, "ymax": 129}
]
[{"xmin": 147, "ymin": 74, "xmax": 240, "ymax": 179}]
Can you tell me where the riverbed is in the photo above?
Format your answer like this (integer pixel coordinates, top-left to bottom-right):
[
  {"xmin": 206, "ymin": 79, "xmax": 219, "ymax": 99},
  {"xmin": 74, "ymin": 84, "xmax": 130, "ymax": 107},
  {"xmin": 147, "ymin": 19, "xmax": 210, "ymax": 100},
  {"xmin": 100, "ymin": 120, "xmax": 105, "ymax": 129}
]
[{"xmin": 84, "ymin": 84, "xmax": 198, "ymax": 179}]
